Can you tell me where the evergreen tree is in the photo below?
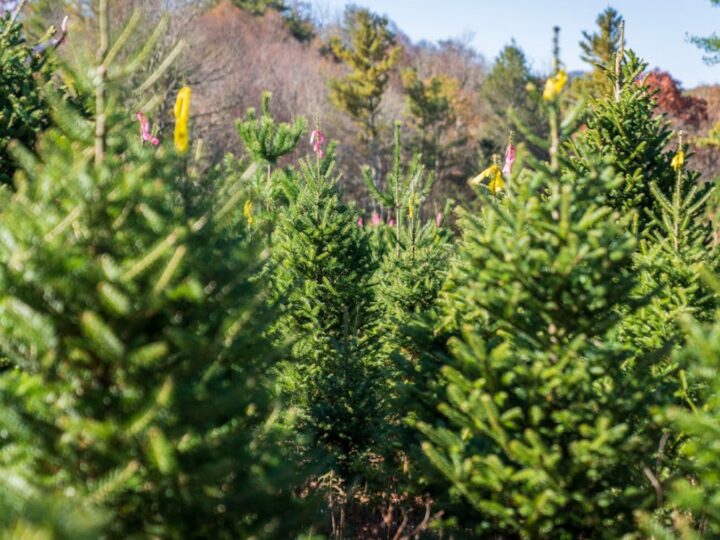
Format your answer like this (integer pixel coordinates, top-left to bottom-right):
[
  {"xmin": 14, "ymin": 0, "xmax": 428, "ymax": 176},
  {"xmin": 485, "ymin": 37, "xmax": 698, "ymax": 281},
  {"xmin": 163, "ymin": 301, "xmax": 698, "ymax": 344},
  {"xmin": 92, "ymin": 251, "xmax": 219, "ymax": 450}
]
[
  {"xmin": 417, "ymin": 47, "xmax": 670, "ymax": 538},
  {"xmin": 480, "ymin": 41, "xmax": 548, "ymax": 159},
  {"xmin": 0, "ymin": 481, "xmax": 104, "ymax": 540},
  {"xmin": 235, "ymin": 91, "xmax": 306, "ymax": 227},
  {"xmin": 282, "ymin": 0, "xmax": 315, "ymax": 43},
  {"xmin": 689, "ymin": 0, "xmax": 720, "ymax": 65},
  {"xmin": 577, "ymin": 6, "xmax": 624, "ymax": 97},
  {"xmin": 0, "ymin": 4, "xmax": 57, "ymax": 187},
  {"xmin": 0, "ymin": 3, "xmax": 303, "ymax": 537},
  {"xmin": 401, "ymin": 69, "xmax": 471, "ymax": 184},
  {"xmin": 618, "ymin": 136, "xmax": 718, "ymax": 401},
  {"xmin": 362, "ymin": 124, "xmax": 454, "ymax": 521},
  {"xmin": 328, "ymin": 6, "xmax": 399, "ymax": 180},
  {"xmin": 570, "ymin": 51, "xmax": 675, "ymax": 231},
  {"xmin": 638, "ymin": 306, "xmax": 720, "ymax": 539},
  {"xmin": 366, "ymin": 122, "xmax": 452, "ymax": 353},
  {"xmin": 574, "ymin": 50, "xmax": 719, "ymax": 396},
  {"xmin": 269, "ymin": 144, "xmax": 384, "ymax": 480},
  {"xmin": 231, "ymin": 0, "xmax": 286, "ymax": 15}
]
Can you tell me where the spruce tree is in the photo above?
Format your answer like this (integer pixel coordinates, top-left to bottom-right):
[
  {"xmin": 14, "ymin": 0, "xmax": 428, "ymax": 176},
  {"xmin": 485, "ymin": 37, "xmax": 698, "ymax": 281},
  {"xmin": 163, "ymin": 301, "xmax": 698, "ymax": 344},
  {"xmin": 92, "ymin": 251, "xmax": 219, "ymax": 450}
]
[
  {"xmin": 361, "ymin": 124, "xmax": 454, "ymax": 521},
  {"xmin": 235, "ymin": 91, "xmax": 306, "ymax": 228},
  {"xmin": 637, "ymin": 305, "xmax": 720, "ymax": 539},
  {"xmin": 620, "ymin": 135, "xmax": 718, "ymax": 354},
  {"xmin": 417, "ymin": 43, "xmax": 670, "ymax": 538},
  {"xmin": 573, "ymin": 48, "xmax": 719, "ymax": 393},
  {"xmin": 0, "ymin": 2, "xmax": 302, "ymax": 537},
  {"xmin": 366, "ymin": 122, "xmax": 452, "ymax": 354}
]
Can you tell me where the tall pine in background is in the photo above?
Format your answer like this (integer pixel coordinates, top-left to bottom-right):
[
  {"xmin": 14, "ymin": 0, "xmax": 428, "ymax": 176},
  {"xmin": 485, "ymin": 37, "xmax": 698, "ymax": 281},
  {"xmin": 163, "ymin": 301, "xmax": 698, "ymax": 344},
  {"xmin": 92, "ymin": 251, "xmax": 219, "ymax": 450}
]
[
  {"xmin": 576, "ymin": 6, "xmax": 624, "ymax": 97},
  {"xmin": 329, "ymin": 7, "xmax": 399, "ymax": 182},
  {"xmin": 401, "ymin": 69, "xmax": 472, "ymax": 186},
  {"xmin": 480, "ymin": 42, "xmax": 548, "ymax": 160}
]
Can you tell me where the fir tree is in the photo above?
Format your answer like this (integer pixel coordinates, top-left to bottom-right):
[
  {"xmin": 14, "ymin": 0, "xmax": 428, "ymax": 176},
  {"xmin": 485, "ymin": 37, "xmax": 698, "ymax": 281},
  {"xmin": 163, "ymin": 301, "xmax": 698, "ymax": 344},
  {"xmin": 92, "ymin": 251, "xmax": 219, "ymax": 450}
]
[
  {"xmin": 269, "ymin": 144, "xmax": 383, "ymax": 479},
  {"xmin": 366, "ymin": 122, "xmax": 452, "ymax": 352},
  {"xmin": 638, "ymin": 305, "xmax": 720, "ymax": 538},
  {"xmin": 618, "ymin": 135, "xmax": 718, "ymax": 402},
  {"xmin": 235, "ymin": 91, "xmax": 306, "ymax": 226},
  {"xmin": 417, "ymin": 40, "xmax": 670, "ymax": 538},
  {"xmin": 236, "ymin": 91, "xmax": 306, "ymax": 168},
  {"xmin": 0, "ymin": 3, "xmax": 57, "ymax": 187},
  {"xmin": 0, "ymin": 2, "xmax": 303, "ymax": 537},
  {"xmin": 363, "ymin": 124, "xmax": 454, "ymax": 519},
  {"xmin": 570, "ymin": 51, "xmax": 675, "ymax": 232}
]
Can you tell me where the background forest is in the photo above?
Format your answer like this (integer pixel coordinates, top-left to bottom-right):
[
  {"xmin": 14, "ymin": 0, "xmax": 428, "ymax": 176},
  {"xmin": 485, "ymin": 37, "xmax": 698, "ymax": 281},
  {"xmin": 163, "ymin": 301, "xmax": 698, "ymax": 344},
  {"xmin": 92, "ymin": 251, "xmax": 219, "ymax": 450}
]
[
  {"xmin": 2, "ymin": 0, "xmax": 720, "ymax": 538},
  {"xmin": 25, "ymin": 0, "xmax": 720, "ymax": 209}
]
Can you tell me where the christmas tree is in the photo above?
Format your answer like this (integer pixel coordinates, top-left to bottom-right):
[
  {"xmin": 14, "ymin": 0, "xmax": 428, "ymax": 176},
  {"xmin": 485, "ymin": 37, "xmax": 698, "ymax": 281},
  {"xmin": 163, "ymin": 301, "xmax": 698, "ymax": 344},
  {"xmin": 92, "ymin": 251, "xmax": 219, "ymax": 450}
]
[
  {"xmin": 417, "ymin": 37, "xmax": 671, "ymax": 538},
  {"xmin": 571, "ymin": 50, "xmax": 675, "ymax": 231},
  {"xmin": 0, "ymin": 2, "xmax": 60, "ymax": 187},
  {"xmin": 269, "ymin": 139, "xmax": 384, "ymax": 481},
  {"xmin": 0, "ymin": 2, "xmax": 303, "ymax": 537},
  {"xmin": 638, "ymin": 301, "xmax": 720, "ymax": 538}
]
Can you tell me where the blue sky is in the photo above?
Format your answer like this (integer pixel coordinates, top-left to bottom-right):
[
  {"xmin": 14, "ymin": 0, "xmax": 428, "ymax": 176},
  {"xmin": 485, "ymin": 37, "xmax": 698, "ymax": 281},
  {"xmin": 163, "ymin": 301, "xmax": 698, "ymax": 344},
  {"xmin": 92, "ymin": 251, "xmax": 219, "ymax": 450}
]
[{"xmin": 313, "ymin": 0, "xmax": 720, "ymax": 88}]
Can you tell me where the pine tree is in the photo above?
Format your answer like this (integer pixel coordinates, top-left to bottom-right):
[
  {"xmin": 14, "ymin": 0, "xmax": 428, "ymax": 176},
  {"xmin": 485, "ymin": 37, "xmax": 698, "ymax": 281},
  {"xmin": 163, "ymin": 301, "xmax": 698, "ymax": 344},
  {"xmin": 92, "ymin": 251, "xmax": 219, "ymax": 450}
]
[
  {"xmin": 0, "ymin": 3, "xmax": 57, "ymax": 187},
  {"xmin": 328, "ymin": 6, "xmax": 399, "ymax": 181},
  {"xmin": 0, "ymin": 2, "xmax": 303, "ymax": 537},
  {"xmin": 269, "ymin": 144, "xmax": 384, "ymax": 480},
  {"xmin": 401, "ymin": 69, "xmax": 471, "ymax": 184},
  {"xmin": 231, "ymin": 0, "xmax": 286, "ymax": 15},
  {"xmin": 283, "ymin": 1, "xmax": 315, "ymax": 43},
  {"xmin": 577, "ymin": 7, "xmax": 624, "ymax": 97},
  {"xmin": 480, "ymin": 41, "xmax": 548, "ymax": 159},
  {"xmin": 416, "ymin": 40, "xmax": 671, "ymax": 538}
]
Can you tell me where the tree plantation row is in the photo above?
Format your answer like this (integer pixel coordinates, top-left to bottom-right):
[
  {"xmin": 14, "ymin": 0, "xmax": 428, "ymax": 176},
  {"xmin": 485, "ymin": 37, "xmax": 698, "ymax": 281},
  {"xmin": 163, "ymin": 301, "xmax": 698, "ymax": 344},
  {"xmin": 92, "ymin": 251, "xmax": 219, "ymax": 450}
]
[{"xmin": 1, "ymin": 1, "xmax": 720, "ymax": 539}]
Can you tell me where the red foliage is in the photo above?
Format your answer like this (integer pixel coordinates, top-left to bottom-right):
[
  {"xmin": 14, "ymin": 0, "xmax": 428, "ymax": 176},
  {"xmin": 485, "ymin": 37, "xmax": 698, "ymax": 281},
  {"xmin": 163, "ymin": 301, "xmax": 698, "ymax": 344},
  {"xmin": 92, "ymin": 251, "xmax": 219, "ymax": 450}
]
[{"xmin": 644, "ymin": 69, "xmax": 708, "ymax": 128}]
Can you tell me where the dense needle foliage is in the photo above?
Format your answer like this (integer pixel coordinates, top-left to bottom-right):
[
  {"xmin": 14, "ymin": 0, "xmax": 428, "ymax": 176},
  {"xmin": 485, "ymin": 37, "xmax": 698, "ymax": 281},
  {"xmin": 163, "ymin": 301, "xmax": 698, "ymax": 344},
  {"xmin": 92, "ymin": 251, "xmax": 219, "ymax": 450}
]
[{"xmin": 1, "ymin": 3, "xmax": 720, "ymax": 539}]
